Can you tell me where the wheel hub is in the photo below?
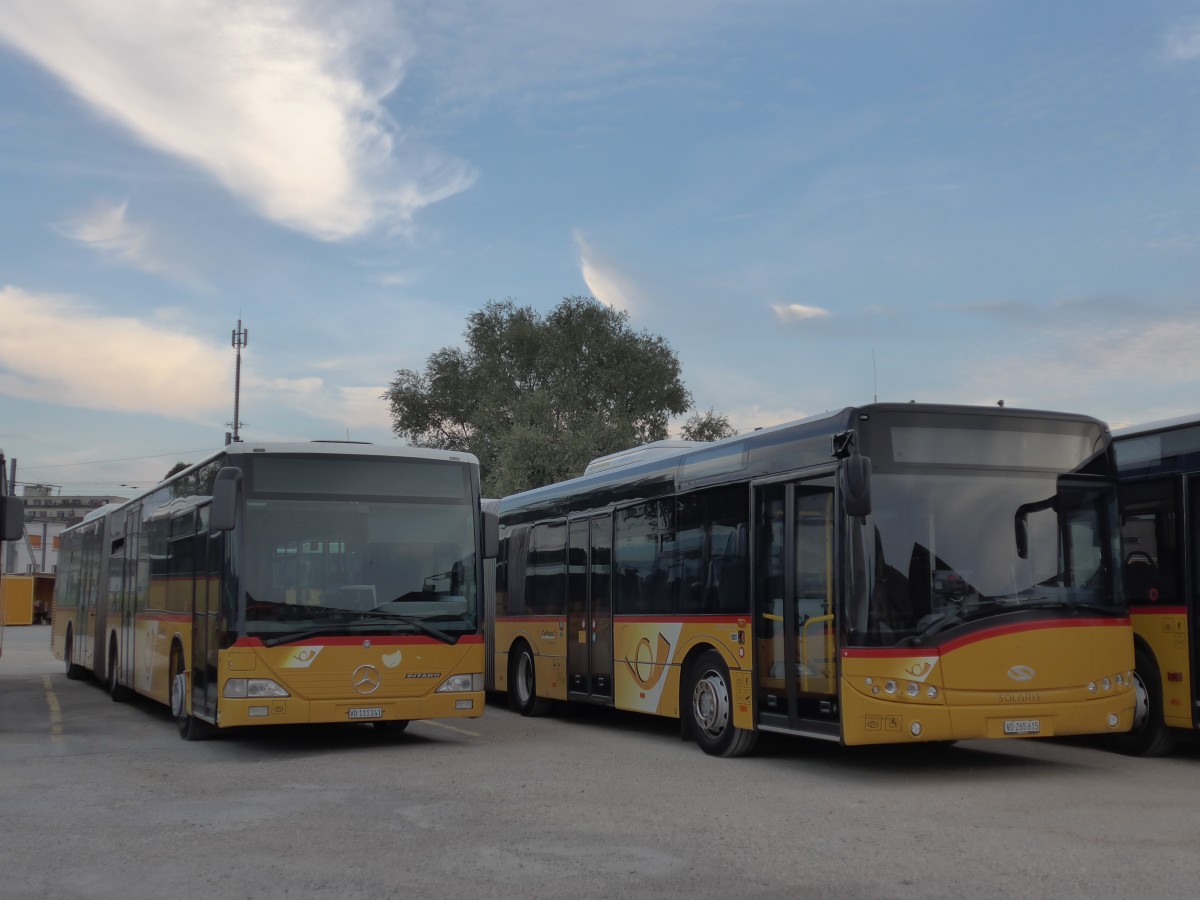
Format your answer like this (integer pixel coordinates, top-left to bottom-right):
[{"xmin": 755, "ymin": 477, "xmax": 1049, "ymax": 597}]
[{"xmin": 693, "ymin": 671, "xmax": 730, "ymax": 737}]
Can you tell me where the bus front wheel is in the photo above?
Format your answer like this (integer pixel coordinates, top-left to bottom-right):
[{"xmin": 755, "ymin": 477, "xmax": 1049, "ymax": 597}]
[
  {"xmin": 508, "ymin": 643, "xmax": 553, "ymax": 717},
  {"xmin": 169, "ymin": 646, "xmax": 214, "ymax": 742},
  {"xmin": 1114, "ymin": 645, "xmax": 1177, "ymax": 757},
  {"xmin": 686, "ymin": 650, "xmax": 757, "ymax": 758}
]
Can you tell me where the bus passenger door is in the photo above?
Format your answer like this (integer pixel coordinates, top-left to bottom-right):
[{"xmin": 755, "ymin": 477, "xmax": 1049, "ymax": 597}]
[
  {"xmin": 1190, "ymin": 475, "xmax": 1200, "ymax": 727},
  {"xmin": 753, "ymin": 478, "xmax": 838, "ymax": 737},
  {"xmin": 566, "ymin": 513, "xmax": 614, "ymax": 701},
  {"xmin": 190, "ymin": 507, "xmax": 222, "ymax": 723},
  {"xmin": 119, "ymin": 509, "xmax": 140, "ymax": 689}
]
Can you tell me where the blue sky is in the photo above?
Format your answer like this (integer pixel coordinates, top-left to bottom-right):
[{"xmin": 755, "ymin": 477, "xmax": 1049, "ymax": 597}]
[{"xmin": 1, "ymin": 1, "xmax": 1199, "ymax": 496}]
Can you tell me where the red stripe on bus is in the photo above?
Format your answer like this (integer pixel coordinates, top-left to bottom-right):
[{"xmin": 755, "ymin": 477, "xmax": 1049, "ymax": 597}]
[
  {"xmin": 843, "ymin": 617, "xmax": 1130, "ymax": 658},
  {"xmin": 232, "ymin": 633, "xmax": 482, "ymax": 648},
  {"xmin": 613, "ymin": 615, "xmax": 746, "ymax": 624}
]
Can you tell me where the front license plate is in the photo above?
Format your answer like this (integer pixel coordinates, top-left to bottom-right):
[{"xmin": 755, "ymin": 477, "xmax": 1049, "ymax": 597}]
[
  {"xmin": 1003, "ymin": 719, "xmax": 1040, "ymax": 735},
  {"xmin": 348, "ymin": 707, "xmax": 384, "ymax": 720}
]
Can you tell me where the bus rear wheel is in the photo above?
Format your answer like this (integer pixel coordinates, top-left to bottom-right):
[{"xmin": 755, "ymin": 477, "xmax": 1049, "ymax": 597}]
[
  {"xmin": 508, "ymin": 643, "xmax": 553, "ymax": 717},
  {"xmin": 108, "ymin": 642, "xmax": 130, "ymax": 702},
  {"xmin": 686, "ymin": 650, "xmax": 757, "ymax": 758},
  {"xmin": 169, "ymin": 646, "xmax": 214, "ymax": 742},
  {"xmin": 1114, "ymin": 645, "xmax": 1177, "ymax": 757},
  {"xmin": 64, "ymin": 627, "xmax": 85, "ymax": 680}
]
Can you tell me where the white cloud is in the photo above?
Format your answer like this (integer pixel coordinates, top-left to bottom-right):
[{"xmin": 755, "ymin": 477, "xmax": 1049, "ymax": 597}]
[
  {"xmin": 56, "ymin": 200, "xmax": 177, "ymax": 276},
  {"xmin": 957, "ymin": 316, "xmax": 1200, "ymax": 418},
  {"xmin": 0, "ymin": 0, "xmax": 476, "ymax": 240},
  {"xmin": 575, "ymin": 231, "xmax": 637, "ymax": 314},
  {"xmin": 243, "ymin": 378, "xmax": 393, "ymax": 436},
  {"xmin": 1164, "ymin": 20, "xmax": 1200, "ymax": 62},
  {"xmin": 0, "ymin": 287, "xmax": 399, "ymax": 438},
  {"xmin": 772, "ymin": 303, "xmax": 832, "ymax": 324},
  {"xmin": 0, "ymin": 286, "xmax": 229, "ymax": 416}
]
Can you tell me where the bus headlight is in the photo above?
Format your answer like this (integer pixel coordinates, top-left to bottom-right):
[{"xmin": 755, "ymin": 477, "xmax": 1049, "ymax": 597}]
[
  {"xmin": 436, "ymin": 673, "xmax": 483, "ymax": 693},
  {"xmin": 224, "ymin": 678, "xmax": 289, "ymax": 699},
  {"xmin": 884, "ymin": 680, "xmax": 898, "ymax": 695}
]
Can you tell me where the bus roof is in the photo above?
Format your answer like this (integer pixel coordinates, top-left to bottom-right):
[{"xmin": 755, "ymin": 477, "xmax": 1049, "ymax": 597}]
[
  {"xmin": 499, "ymin": 402, "xmax": 1105, "ymax": 524},
  {"xmin": 1112, "ymin": 412, "xmax": 1200, "ymax": 439}
]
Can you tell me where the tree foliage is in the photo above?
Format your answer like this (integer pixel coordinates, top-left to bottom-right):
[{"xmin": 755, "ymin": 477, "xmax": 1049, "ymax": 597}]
[
  {"xmin": 680, "ymin": 408, "xmax": 738, "ymax": 443},
  {"xmin": 162, "ymin": 461, "xmax": 189, "ymax": 481},
  {"xmin": 384, "ymin": 297, "xmax": 693, "ymax": 495}
]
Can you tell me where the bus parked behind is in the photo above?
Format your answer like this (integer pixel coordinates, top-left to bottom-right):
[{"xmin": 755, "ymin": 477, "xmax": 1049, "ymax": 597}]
[
  {"xmin": 488, "ymin": 403, "xmax": 1134, "ymax": 757},
  {"xmin": 1112, "ymin": 415, "xmax": 1200, "ymax": 755}
]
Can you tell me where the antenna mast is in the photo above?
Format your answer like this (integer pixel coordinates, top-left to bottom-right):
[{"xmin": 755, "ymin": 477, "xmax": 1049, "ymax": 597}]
[{"xmin": 228, "ymin": 319, "xmax": 248, "ymax": 444}]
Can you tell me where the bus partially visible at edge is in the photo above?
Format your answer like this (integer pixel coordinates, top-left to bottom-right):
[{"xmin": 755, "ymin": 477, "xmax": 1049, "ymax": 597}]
[
  {"xmin": 51, "ymin": 441, "xmax": 497, "ymax": 740},
  {"xmin": 1112, "ymin": 413, "xmax": 1200, "ymax": 755},
  {"xmin": 485, "ymin": 403, "xmax": 1135, "ymax": 757},
  {"xmin": 0, "ymin": 448, "xmax": 26, "ymax": 658}
]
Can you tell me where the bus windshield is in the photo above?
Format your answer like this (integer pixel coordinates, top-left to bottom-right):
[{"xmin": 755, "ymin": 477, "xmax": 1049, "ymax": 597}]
[
  {"xmin": 860, "ymin": 471, "xmax": 1120, "ymax": 646},
  {"xmin": 239, "ymin": 497, "xmax": 479, "ymax": 639}
]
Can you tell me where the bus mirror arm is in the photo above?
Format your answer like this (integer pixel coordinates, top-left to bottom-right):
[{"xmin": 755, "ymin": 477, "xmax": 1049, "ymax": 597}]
[
  {"xmin": 842, "ymin": 451, "xmax": 872, "ymax": 519},
  {"xmin": 0, "ymin": 495, "xmax": 23, "ymax": 542},
  {"xmin": 482, "ymin": 509, "xmax": 499, "ymax": 560},
  {"xmin": 1013, "ymin": 496, "xmax": 1056, "ymax": 559},
  {"xmin": 210, "ymin": 467, "xmax": 243, "ymax": 532}
]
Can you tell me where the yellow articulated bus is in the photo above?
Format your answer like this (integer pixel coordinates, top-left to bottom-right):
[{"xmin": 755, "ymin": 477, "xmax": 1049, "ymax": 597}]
[
  {"xmin": 1112, "ymin": 414, "xmax": 1200, "ymax": 755},
  {"xmin": 486, "ymin": 403, "xmax": 1135, "ymax": 757},
  {"xmin": 52, "ymin": 441, "xmax": 497, "ymax": 740}
]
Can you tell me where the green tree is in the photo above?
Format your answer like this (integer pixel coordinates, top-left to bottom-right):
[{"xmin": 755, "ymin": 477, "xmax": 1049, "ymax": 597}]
[
  {"xmin": 680, "ymin": 408, "xmax": 738, "ymax": 442},
  {"xmin": 384, "ymin": 296, "xmax": 693, "ymax": 495},
  {"xmin": 162, "ymin": 461, "xmax": 189, "ymax": 481}
]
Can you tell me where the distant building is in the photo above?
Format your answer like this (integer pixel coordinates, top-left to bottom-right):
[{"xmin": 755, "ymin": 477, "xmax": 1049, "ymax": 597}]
[{"xmin": 2, "ymin": 485, "xmax": 127, "ymax": 575}]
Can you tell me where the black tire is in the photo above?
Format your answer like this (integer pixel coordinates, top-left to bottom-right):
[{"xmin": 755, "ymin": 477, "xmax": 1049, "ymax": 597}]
[
  {"xmin": 170, "ymin": 646, "xmax": 214, "ymax": 742},
  {"xmin": 686, "ymin": 649, "xmax": 758, "ymax": 758},
  {"xmin": 508, "ymin": 643, "xmax": 553, "ymax": 717},
  {"xmin": 1113, "ymin": 644, "xmax": 1177, "ymax": 757},
  {"xmin": 64, "ymin": 627, "xmax": 85, "ymax": 680},
  {"xmin": 107, "ymin": 643, "xmax": 130, "ymax": 702}
]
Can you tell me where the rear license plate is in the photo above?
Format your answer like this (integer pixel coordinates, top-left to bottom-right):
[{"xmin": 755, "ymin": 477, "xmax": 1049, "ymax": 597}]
[
  {"xmin": 348, "ymin": 707, "xmax": 384, "ymax": 720},
  {"xmin": 1003, "ymin": 719, "xmax": 1040, "ymax": 735}
]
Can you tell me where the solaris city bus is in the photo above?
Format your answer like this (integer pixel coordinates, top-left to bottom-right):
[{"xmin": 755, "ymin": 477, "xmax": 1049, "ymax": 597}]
[
  {"xmin": 52, "ymin": 441, "xmax": 497, "ymax": 739},
  {"xmin": 486, "ymin": 403, "xmax": 1135, "ymax": 757},
  {"xmin": 1112, "ymin": 414, "xmax": 1200, "ymax": 755}
]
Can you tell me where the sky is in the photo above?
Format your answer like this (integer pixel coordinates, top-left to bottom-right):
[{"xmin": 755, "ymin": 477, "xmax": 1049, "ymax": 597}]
[{"xmin": 1, "ymin": 1, "xmax": 1199, "ymax": 497}]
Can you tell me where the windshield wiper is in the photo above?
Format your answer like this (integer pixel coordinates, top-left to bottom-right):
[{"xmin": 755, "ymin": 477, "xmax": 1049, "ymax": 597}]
[{"xmin": 260, "ymin": 612, "xmax": 460, "ymax": 647}]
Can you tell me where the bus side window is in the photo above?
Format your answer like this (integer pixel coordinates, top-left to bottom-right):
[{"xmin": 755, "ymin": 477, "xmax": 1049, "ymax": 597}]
[{"xmin": 1120, "ymin": 480, "xmax": 1180, "ymax": 604}]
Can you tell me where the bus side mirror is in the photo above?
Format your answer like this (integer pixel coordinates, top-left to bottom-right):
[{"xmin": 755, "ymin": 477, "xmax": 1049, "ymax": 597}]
[
  {"xmin": 210, "ymin": 467, "xmax": 242, "ymax": 532},
  {"xmin": 1014, "ymin": 514, "xmax": 1028, "ymax": 559},
  {"xmin": 482, "ymin": 509, "xmax": 499, "ymax": 560},
  {"xmin": 842, "ymin": 452, "xmax": 872, "ymax": 518},
  {"xmin": 0, "ymin": 495, "xmax": 23, "ymax": 541}
]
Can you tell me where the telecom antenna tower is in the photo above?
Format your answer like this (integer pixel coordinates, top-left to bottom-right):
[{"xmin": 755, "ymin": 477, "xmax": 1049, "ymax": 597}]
[{"xmin": 228, "ymin": 319, "xmax": 248, "ymax": 444}]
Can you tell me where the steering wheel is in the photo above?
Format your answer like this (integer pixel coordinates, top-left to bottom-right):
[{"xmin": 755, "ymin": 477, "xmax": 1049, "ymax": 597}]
[{"xmin": 1125, "ymin": 551, "xmax": 1155, "ymax": 566}]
